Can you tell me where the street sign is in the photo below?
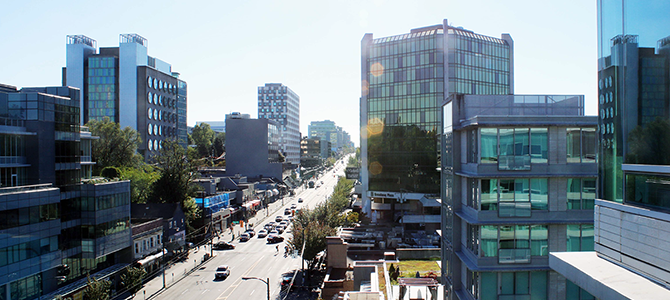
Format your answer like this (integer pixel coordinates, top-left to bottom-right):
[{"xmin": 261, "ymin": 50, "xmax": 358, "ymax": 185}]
[{"xmin": 345, "ymin": 167, "xmax": 360, "ymax": 179}]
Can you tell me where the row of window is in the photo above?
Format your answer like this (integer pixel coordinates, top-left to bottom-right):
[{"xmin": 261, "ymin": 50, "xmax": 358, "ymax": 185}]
[
  {"xmin": 134, "ymin": 233, "xmax": 163, "ymax": 254},
  {"xmin": 0, "ymin": 203, "xmax": 59, "ymax": 230},
  {"xmin": 450, "ymin": 35, "xmax": 510, "ymax": 59},
  {"xmin": 368, "ymin": 51, "xmax": 444, "ymax": 72},
  {"xmin": 370, "ymin": 35, "xmax": 442, "ymax": 57},
  {"xmin": 470, "ymin": 178, "xmax": 595, "ymax": 212},
  {"xmin": 368, "ymin": 95, "xmax": 441, "ymax": 112},
  {"xmin": 81, "ymin": 217, "xmax": 130, "ymax": 239},
  {"xmin": 0, "ymin": 236, "xmax": 59, "ymax": 267},
  {"xmin": 368, "ymin": 80, "xmax": 444, "ymax": 98}
]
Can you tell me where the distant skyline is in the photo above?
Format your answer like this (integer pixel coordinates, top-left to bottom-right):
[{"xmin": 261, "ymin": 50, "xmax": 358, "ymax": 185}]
[{"xmin": 0, "ymin": 1, "xmax": 597, "ymax": 147}]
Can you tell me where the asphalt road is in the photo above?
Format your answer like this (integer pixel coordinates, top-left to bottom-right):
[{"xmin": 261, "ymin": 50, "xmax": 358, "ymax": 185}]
[{"xmin": 152, "ymin": 155, "xmax": 351, "ymax": 300}]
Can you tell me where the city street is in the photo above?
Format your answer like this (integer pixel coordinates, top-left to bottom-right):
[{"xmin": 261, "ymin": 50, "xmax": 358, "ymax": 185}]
[{"xmin": 133, "ymin": 156, "xmax": 351, "ymax": 300}]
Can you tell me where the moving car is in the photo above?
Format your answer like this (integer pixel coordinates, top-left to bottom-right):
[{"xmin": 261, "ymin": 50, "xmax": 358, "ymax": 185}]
[
  {"xmin": 276, "ymin": 227, "xmax": 284, "ymax": 234},
  {"xmin": 284, "ymin": 208, "xmax": 291, "ymax": 215},
  {"xmin": 239, "ymin": 233, "xmax": 250, "ymax": 242},
  {"xmin": 290, "ymin": 204, "xmax": 297, "ymax": 209},
  {"xmin": 213, "ymin": 241, "xmax": 235, "ymax": 250},
  {"xmin": 269, "ymin": 229, "xmax": 279, "ymax": 236},
  {"xmin": 244, "ymin": 229, "xmax": 256, "ymax": 237},
  {"xmin": 215, "ymin": 265, "xmax": 230, "ymax": 279},
  {"xmin": 257, "ymin": 229, "xmax": 268, "ymax": 238},
  {"xmin": 267, "ymin": 235, "xmax": 284, "ymax": 243},
  {"xmin": 264, "ymin": 222, "xmax": 276, "ymax": 230},
  {"xmin": 298, "ymin": 198, "xmax": 303, "ymax": 203},
  {"xmin": 275, "ymin": 215, "xmax": 283, "ymax": 222}
]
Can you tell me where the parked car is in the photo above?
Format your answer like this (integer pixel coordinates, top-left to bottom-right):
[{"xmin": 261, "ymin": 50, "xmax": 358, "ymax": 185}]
[
  {"xmin": 257, "ymin": 229, "xmax": 268, "ymax": 238},
  {"xmin": 245, "ymin": 229, "xmax": 256, "ymax": 237},
  {"xmin": 239, "ymin": 233, "xmax": 250, "ymax": 242},
  {"xmin": 215, "ymin": 265, "xmax": 230, "ymax": 279},
  {"xmin": 298, "ymin": 198, "xmax": 303, "ymax": 203},
  {"xmin": 213, "ymin": 241, "xmax": 235, "ymax": 250},
  {"xmin": 267, "ymin": 235, "xmax": 284, "ymax": 243}
]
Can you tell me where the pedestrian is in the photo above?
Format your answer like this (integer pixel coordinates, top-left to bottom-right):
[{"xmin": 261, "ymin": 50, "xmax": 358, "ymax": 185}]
[{"xmin": 276, "ymin": 245, "xmax": 279, "ymax": 252}]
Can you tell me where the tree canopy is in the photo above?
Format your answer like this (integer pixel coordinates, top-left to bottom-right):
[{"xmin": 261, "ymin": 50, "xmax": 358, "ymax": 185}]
[
  {"xmin": 86, "ymin": 117, "xmax": 142, "ymax": 174},
  {"xmin": 83, "ymin": 275, "xmax": 111, "ymax": 300}
]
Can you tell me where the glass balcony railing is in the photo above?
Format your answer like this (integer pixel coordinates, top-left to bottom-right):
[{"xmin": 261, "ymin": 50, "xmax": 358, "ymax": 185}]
[
  {"xmin": 498, "ymin": 202, "xmax": 531, "ymax": 217},
  {"xmin": 0, "ymin": 156, "xmax": 27, "ymax": 165},
  {"xmin": 498, "ymin": 248, "xmax": 531, "ymax": 264},
  {"xmin": 498, "ymin": 155, "xmax": 531, "ymax": 170}
]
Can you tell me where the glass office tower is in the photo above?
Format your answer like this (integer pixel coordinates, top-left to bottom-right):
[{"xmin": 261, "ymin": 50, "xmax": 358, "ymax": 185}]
[
  {"xmin": 550, "ymin": 1, "xmax": 670, "ymax": 298},
  {"xmin": 360, "ymin": 19, "xmax": 513, "ymax": 228}
]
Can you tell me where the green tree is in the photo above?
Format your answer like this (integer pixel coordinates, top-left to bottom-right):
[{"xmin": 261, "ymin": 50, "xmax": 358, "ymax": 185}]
[
  {"xmin": 121, "ymin": 266, "xmax": 147, "ymax": 297},
  {"xmin": 120, "ymin": 165, "xmax": 159, "ymax": 204},
  {"xmin": 83, "ymin": 275, "xmax": 111, "ymax": 300},
  {"xmin": 627, "ymin": 118, "xmax": 670, "ymax": 164},
  {"xmin": 191, "ymin": 123, "xmax": 216, "ymax": 158},
  {"xmin": 289, "ymin": 218, "xmax": 336, "ymax": 270},
  {"xmin": 87, "ymin": 117, "xmax": 142, "ymax": 174},
  {"xmin": 149, "ymin": 140, "xmax": 199, "ymax": 226},
  {"xmin": 213, "ymin": 132, "xmax": 226, "ymax": 157}
]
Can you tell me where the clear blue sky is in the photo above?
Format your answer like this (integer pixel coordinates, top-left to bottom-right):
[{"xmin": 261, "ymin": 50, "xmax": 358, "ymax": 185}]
[{"xmin": 0, "ymin": 0, "xmax": 597, "ymax": 146}]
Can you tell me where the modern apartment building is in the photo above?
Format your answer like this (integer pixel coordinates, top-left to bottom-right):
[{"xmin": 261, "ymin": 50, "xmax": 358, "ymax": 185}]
[
  {"xmin": 257, "ymin": 83, "xmax": 300, "ymax": 165},
  {"xmin": 442, "ymin": 94, "xmax": 597, "ymax": 300},
  {"xmin": 550, "ymin": 1, "xmax": 670, "ymax": 299},
  {"xmin": 0, "ymin": 84, "xmax": 132, "ymax": 299},
  {"xmin": 360, "ymin": 20, "xmax": 513, "ymax": 231},
  {"xmin": 64, "ymin": 34, "xmax": 188, "ymax": 156}
]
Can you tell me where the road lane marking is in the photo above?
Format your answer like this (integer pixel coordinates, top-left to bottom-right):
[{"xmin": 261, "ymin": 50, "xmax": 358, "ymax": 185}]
[
  {"xmin": 201, "ymin": 289, "xmax": 209, "ymax": 294},
  {"xmin": 181, "ymin": 289, "xmax": 189, "ymax": 295},
  {"xmin": 216, "ymin": 255, "xmax": 265, "ymax": 300}
]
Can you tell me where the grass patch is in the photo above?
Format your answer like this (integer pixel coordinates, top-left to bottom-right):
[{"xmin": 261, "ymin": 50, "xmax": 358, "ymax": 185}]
[
  {"xmin": 377, "ymin": 266, "xmax": 387, "ymax": 299},
  {"xmin": 393, "ymin": 260, "xmax": 441, "ymax": 278}
]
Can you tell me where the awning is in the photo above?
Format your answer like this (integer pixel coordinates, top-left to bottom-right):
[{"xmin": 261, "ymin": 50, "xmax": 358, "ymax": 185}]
[
  {"xmin": 137, "ymin": 249, "xmax": 166, "ymax": 266},
  {"xmin": 419, "ymin": 196, "xmax": 441, "ymax": 207}
]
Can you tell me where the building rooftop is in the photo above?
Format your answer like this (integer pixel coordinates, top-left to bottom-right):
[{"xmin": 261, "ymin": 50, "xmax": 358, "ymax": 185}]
[{"xmin": 550, "ymin": 251, "xmax": 670, "ymax": 300}]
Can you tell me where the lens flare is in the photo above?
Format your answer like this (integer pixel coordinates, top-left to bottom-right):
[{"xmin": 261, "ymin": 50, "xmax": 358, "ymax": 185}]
[
  {"xmin": 369, "ymin": 161, "xmax": 383, "ymax": 175},
  {"xmin": 370, "ymin": 62, "xmax": 384, "ymax": 77},
  {"xmin": 367, "ymin": 118, "xmax": 384, "ymax": 136}
]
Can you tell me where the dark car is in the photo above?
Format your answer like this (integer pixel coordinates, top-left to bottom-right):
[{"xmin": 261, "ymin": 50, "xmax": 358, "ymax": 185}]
[
  {"xmin": 267, "ymin": 235, "xmax": 284, "ymax": 243},
  {"xmin": 213, "ymin": 241, "xmax": 235, "ymax": 250},
  {"xmin": 275, "ymin": 215, "xmax": 283, "ymax": 222},
  {"xmin": 298, "ymin": 198, "xmax": 303, "ymax": 203},
  {"xmin": 284, "ymin": 208, "xmax": 291, "ymax": 215}
]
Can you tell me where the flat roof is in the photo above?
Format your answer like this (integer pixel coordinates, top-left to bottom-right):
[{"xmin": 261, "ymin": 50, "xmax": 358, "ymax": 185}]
[{"xmin": 550, "ymin": 251, "xmax": 670, "ymax": 300}]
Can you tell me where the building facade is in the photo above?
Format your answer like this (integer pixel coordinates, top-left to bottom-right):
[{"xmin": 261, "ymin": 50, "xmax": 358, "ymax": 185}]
[
  {"xmin": 0, "ymin": 84, "xmax": 132, "ymax": 300},
  {"xmin": 549, "ymin": 1, "xmax": 670, "ymax": 299},
  {"xmin": 257, "ymin": 83, "xmax": 300, "ymax": 165},
  {"xmin": 307, "ymin": 120, "xmax": 351, "ymax": 153},
  {"xmin": 226, "ymin": 114, "xmax": 283, "ymax": 180},
  {"xmin": 442, "ymin": 94, "xmax": 597, "ymax": 300},
  {"xmin": 64, "ymin": 34, "xmax": 188, "ymax": 156},
  {"xmin": 360, "ymin": 20, "xmax": 514, "ymax": 228}
]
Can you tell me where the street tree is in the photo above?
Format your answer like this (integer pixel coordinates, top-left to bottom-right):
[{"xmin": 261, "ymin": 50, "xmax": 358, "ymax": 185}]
[
  {"xmin": 121, "ymin": 266, "xmax": 147, "ymax": 297},
  {"xmin": 289, "ymin": 219, "xmax": 336, "ymax": 270},
  {"xmin": 83, "ymin": 275, "xmax": 111, "ymax": 300},
  {"xmin": 86, "ymin": 117, "xmax": 142, "ymax": 174},
  {"xmin": 213, "ymin": 132, "xmax": 225, "ymax": 157},
  {"xmin": 149, "ymin": 140, "xmax": 199, "ymax": 227}
]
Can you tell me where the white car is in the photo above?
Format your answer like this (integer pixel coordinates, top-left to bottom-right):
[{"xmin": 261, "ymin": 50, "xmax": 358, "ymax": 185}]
[
  {"xmin": 215, "ymin": 265, "xmax": 230, "ymax": 279},
  {"xmin": 258, "ymin": 229, "xmax": 268, "ymax": 238}
]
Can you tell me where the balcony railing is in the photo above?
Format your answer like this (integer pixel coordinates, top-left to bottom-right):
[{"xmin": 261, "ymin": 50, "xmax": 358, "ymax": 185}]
[
  {"xmin": 498, "ymin": 155, "xmax": 531, "ymax": 171},
  {"xmin": 498, "ymin": 248, "xmax": 531, "ymax": 264},
  {"xmin": 498, "ymin": 202, "xmax": 531, "ymax": 217},
  {"xmin": 0, "ymin": 156, "xmax": 27, "ymax": 165}
]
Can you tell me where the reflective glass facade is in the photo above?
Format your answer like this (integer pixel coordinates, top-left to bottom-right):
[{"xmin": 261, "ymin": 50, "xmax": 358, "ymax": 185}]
[
  {"xmin": 86, "ymin": 56, "xmax": 118, "ymax": 122},
  {"xmin": 598, "ymin": 1, "xmax": 670, "ymax": 204},
  {"xmin": 258, "ymin": 83, "xmax": 300, "ymax": 164}
]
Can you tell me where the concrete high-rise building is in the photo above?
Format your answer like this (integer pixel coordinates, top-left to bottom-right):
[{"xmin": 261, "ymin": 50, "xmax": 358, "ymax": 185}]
[
  {"xmin": 257, "ymin": 83, "xmax": 300, "ymax": 164},
  {"xmin": 550, "ymin": 1, "xmax": 670, "ymax": 299},
  {"xmin": 225, "ymin": 115, "xmax": 283, "ymax": 180},
  {"xmin": 441, "ymin": 94, "xmax": 597, "ymax": 300},
  {"xmin": 360, "ymin": 20, "xmax": 513, "ymax": 230},
  {"xmin": 64, "ymin": 34, "xmax": 188, "ymax": 157}
]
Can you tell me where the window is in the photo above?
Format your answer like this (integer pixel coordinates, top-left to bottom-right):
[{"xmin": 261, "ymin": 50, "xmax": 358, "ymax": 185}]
[
  {"xmin": 567, "ymin": 128, "xmax": 596, "ymax": 163},
  {"xmin": 567, "ymin": 225, "xmax": 594, "ymax": 251},
  {"xmin": 466, "ymin": 224, "xmax": 480, "ymax": 255},
  {"xmin": 567, "ymin": 178, "xmax": 596, "ymax": 209},
  {"xmin": 566, "ymin": 280, "xmax": 595, "ymax": 300}
]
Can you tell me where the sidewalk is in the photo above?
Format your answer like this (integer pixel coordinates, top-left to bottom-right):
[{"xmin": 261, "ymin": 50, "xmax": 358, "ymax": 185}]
[{"xmin": 127, "ymin": 196, "xmax": 294, "ymax": 300}]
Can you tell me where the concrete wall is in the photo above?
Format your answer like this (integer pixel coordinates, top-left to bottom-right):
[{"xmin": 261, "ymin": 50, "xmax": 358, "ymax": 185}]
[{"xmin": 226, "ymin": 118, "xmax": 282, "ymax": 180}]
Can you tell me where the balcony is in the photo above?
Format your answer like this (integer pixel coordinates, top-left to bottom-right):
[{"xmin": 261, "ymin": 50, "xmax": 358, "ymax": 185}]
[
  {"xmin": 498, "ymin": 155, "xmax": 531, "ymax": 171},
  {"xmin": 498, "ymin": 202, "xmax": 531, "ymax": 217},
  {"xmin": 498, "ymin": 248, "xmax": 531, "ymax": 264},
  {"xmin": 401, "ymin": 214, "xmax": 441, "ymax": 224}
]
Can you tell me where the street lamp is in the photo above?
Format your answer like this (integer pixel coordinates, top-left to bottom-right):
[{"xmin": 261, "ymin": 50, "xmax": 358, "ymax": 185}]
[{"xmin": 241, "ymin": 276, "xmax": 270, "ymax": 300}]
